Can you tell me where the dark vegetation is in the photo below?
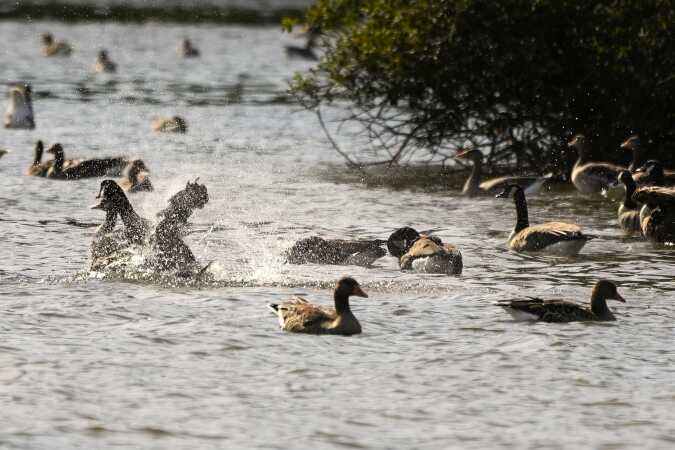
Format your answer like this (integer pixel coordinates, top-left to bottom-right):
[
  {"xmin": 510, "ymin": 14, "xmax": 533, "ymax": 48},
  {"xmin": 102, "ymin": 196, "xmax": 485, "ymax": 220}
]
[{"xmin": 288, "ymin": 0, "xmax": 675, "ymax": 174}]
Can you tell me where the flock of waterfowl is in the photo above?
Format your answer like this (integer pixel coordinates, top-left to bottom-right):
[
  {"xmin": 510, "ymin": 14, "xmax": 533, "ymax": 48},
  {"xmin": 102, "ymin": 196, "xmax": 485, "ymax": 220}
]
[{"xmin": 3, "ymin": 30, "xmax": 674, "ymax": 336}]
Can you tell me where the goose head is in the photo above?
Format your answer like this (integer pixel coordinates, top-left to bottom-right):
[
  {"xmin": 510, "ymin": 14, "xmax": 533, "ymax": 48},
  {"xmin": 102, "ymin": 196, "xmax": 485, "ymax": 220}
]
[
  {"xmin": 46, "ymin": 143, "xmax": 65, "ymax": 162},
  {"xmin": 125, "ymin": 159, "xmax": 149, "ymax": 181},
  {"xmin": 454, "ymin": 148, "xmax": 483, "ymax": 163},
  {"xmin": 387, "ymin": 226, "xmax": 421, "ymax": 258},
  {"xmin": 567, "ymin": 134, "xmax": 589, "ymax": 156},
  {"xmin": 620, "ymin": 135, "xmax": 641, "ymax": 152},
  {"xmin": 173, "ymin": 116, "xmax": 187, "ymax": 133},
  {"xmin": 91, "ymin": 180, "xmax": 130, "ymax": 213},
  {"xmin": 592, "ymin": 280, "xmax": 626, "ymax": 303},
  {"xmin": 41, "ymin": 32, "xmax": 54, "ymax": 46},
  {"xmin": 335, "ymin": 277, "xmax": 368, "ymax": 299}
]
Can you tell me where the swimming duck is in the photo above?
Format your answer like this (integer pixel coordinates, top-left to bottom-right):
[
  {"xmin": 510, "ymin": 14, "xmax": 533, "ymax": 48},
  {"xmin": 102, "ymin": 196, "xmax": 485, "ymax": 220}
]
[
  {"xmin": 285, "ymin": 236, "xmax": 386, "ymax": 266},
  {"xmin": 268, "ymin": 277, "xmax": 367, "ymax": 335},
  {"xmin": 41, "ymin": 32, "xmax": 72, "ymax": 57},
  {"xmin": 496, "ymin": 184, "xmax": 592, "ymax": 255},
  {"xmin": 45, "ymin": 144, "xmax": 131, "ymax": 179},
  {"xmin": 616, "ymin": 171, "xmax": 642, "ymax": 236},
  {"xmin": 94, "ymin": 50, "xmax": 117, "ymax": 73},
  {"xmin": 454, "ymin": 148, "xmax": 552, "ymax": 196},
  {"xmin": 632, "ymin": 160, "xmax": 675, "ymax": 187},
  {"xmin": 632, "ymin": 186, "xmax": 675, "ymax": 245},
  {"xmin": 178, "ymin": 39, "xmax": 200, "ymax": 58},
  {"xmin": 152, "ymin": 116, "xmax": 187, "ymax": 133},
  {"xmin": 621, "ymin": 136, "xmax": 675, "ymax": 178},
  {"xmin": 496, "ymin": 280, "xmax": 626, "ymax": 322},
  {"xmin": 568, "ymin": 134, "xmax": 624, "ymax": 194},
  {"xmin": 118, "ymin": 160, "xmax": 153, "ymax": 193},
  {"xmin": 285, "ymin": 26, "xmax": 319, "ymax": 61},
  {"xmin": 4, "ymin": 84, "xmax": 35, "ymax": 129},
  {"xmin": 387, "ymin": 227, "xmax": 462, "ymax": 274}
]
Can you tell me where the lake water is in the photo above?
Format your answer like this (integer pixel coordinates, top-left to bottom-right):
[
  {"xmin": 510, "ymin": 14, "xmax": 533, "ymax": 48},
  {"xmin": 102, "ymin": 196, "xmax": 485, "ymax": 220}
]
[{"xmin": 1, "ymin": 20, "xmax": 674, "ymax": 450}]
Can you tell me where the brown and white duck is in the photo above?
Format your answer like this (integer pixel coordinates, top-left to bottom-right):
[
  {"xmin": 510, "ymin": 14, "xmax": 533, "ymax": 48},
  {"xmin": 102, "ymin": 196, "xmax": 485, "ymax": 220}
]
[
  {"xmin": 285, "ymin": 236, "xmax": 386, "ymax": 266},
  {"xmin": 4, "ymin": 84, "xmax": 35, "ymax": 129},
  {"xmin": 41, "ymin": 32, "xmax": 72, "ymax": 57},
  {"xmin": 616, "ymin": 171, "xmax": 642, "ymax": 236},
  {"xmin": 496, "ymin": 184, "xmax": 592, "ymax": 255},
  {"xmin": 152, "ymin": 116, "xmax": 187, "ymax": 133},
  {"xmin": 632, "ymin": 186, "xmax": 675, "ymax": 245},
  {"xmin": 118, "ymin": 160, "xmax": 153, "ymax": 193},
  {"xmin": 387, "ymin": 227, "xmax": 462, "ymax": 274},
  {"xmin": 45, "ymin": 144, "xmax": 131, "ymax": 179},
  {"xmin": 568, "ymin": 134, "xmax": 624, "ymax": 194},
  {"xmin": 454, "ymin": 148, "xmax": 551, "ymax": 196},
  {"xmin": 268, "ymin": 277, "xmax": 367, "ymax": 335},
  {"xmin": 178, "ymin": 39, "xmax": 200, "ymax": 58},
  {"xmin": 94, "ymin": 50, "xmax": 117, "ymax": 73},
  {"xmin": 496, "ymin": 280, "xmax": 626, "ymax": 322}
]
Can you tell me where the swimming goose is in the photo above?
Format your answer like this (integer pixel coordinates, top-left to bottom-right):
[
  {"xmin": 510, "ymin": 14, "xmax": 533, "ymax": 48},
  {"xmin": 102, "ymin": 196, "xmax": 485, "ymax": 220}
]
[
  {"xmin": 4, "ymin": 84, "xmax": 35, "ymax": 129},
  {"xmin": 26, "ymin": 141, "xmax": 51, "ymax": 176},
  {"xmin": 616, "ymin": 171, "xmax": 642, "ymax": 235},
  {"xmin": 454, "ymin": 148, "xmax": 551, "ymax": 196},
  {"xmin": 568, "ymin": 134, "xmax": 624, "ymax": 194},
  {"xmin": 621, "ymin": 136, "xmax": 675, "ymax": 179},
  {"xmin": 496, "ymin": 184, "xmax": 591, "ymax": 255},
  {"xmin": 41, "ymin": 32, "xmax": 72, "ymax": 56},
  {"xmin": 178, "ymin": 39, "xmax": 200, "ymax": 58},
  {"xmin": 632, "ymin": 160, "xmax": 675, "ymax": 187},
  {"xmin": 285, "ymin": 27, "xmax": 319, "ymax": 61},
  {"xmin": 268, "ymin": 277, "xmax": 367, "ymax": 335},
  {"xmin": 152, "ymin": 116, "xmax": 187, "ymax": 133},
  {"xmin": 387, "ymin": 227, "xmax": 462, "ymax": 274},
  {"xmin": 633, "ymin": 186, "xmax": 675, "ymax": 244},
  {"xmin": 45, "ymin": 144, "xmax": 131, "ymax": 179},
  {"xmin": 118, "ymin": 160, "xmax": 153, "ymax": 193},
  {"xmin": 285, "ymin": 236, "xmax": 386, "ymax": 266},
  {"xmin": 496, "ymin": 280, "xmax": 626, "ymax": 322},
  {"xmin": 94, "ymin": 50, "xmax": 117, "ymax": 73}
]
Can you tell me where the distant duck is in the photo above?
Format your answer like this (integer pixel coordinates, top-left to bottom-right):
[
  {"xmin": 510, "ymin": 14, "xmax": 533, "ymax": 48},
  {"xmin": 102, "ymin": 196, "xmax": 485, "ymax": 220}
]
[
  {"xmin": 178, "ymin": 38, "xmax": 200, "ymax": 58},
  {"xmin": 118, "ymin": 160, "xmax": 153, "ymax": 193},
  {"xmin": 152, "ymin": 116, "xmax": 187, "ymax": 133},
  {"xmin": 568, "ymin": 134, "xmax": 624, "ymax": 194},
  {"xmin": 45, "ymin": 143, "xmax": 132, "ymax": 179},
  {"xmin": 454, "ymin": 148, "xmax": 551, "ymax": 196},
  {"xmin": 495, "ymin": 280, "xmax": 626, "ymax": 322},
  {"xmin": 4, "ymin": 84, "xmax": 35, "ymax": 129},
  {"xmin": 496, "ymin": 184, "xmax": 592, "ymax": 255},
  {"xmin": 285, "ymin": 236, "xmax": 386, "ymax": 266},
  {"xmin": 41, "ymin": 32, "xmax": 72, "ymax": 57},
  {"xmin": 616, "ymin": 171, "xmax": 642, "ymax": 236},
  {"xmin": 632, "ymin": 186, "xmax": 675, "ymax": 245},
  {"xmin": 268, "ymin": 277, "xmax": 367, "ymax": 335},
  {"xmin": 387, "ymin": 227, "xmax": 463, "ymax": 274},
  {"xmin": 632, "ymin": 160, "xmax": 675, "ymax": 187},
  {"xmin": 94, "ymin": 50, "xmax": 117, "ymax": 73},
  {"xmin": 285, "ymin": 26, "xmax": 319, "ymax": 61}
]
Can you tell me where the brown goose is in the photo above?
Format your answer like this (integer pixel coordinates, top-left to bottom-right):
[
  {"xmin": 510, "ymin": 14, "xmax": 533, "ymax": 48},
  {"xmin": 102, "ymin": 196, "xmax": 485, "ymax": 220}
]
[
  {"xmin": 455, "ymin": 148, "xmax": 551, "ymax": 196},
  {"xmin": 496, "ymin": 280, "xmax": 626, "ymax": 322},
  {"xmin": 45, "ymin": 144, "xmax": 131, "ymax": 179},
  {"xmin": 616, "ymin": 171, "xmax": 642, "ymax": 235},
  {"xmin": 496, "ymin": 184, "xmax": 592, "ymax": 255},
  {"xmin": 152, "ymin": 116, "xmax": 187, "ymax": 133},
  {"xmin": 118, "ymin": 160, "xmax": 153, "ymax": 193},
  {"xmin": 268, "ymin": 277, "xmax": 367, "ymax": 335},
  {"xmin": 568, "ymin": 134, "xmax": 624, "ymax": 194},
  {"xmin": 94, "ymin": 50, "xmax": 117, "ymax": 73},
  {"xmin": 387, "ymin": 227, "xmax": 462, "ymax": 274},
  {"xmin": 285, "ymin": 236, "xmax": 386, "ymax": 266},
  {"xmin": 41, "ymin": 32, "xmax": 72, "ymax": 57},
  {"xmin": 633, "ymin": 186, "xmax": 675, "ymax": 244}
]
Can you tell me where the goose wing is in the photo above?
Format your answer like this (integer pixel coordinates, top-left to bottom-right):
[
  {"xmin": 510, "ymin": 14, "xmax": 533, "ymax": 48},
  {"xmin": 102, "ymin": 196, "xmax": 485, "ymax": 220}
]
[
  {"xmin": 511, "ymin": 222, "xmax": 587, "ymax": 251},
  {"xmin": 480, "ymin": 174, "xmax": 550, "ymax": 192},
  {"xmin": 633, "ymin": 186, "xmax": 675, "ymax": 208},
  {"xmin": 286, "ymin": 237, "xmax": 385, "ymax": 265},
  {"xmin": 499, "ymin": 298, "xmax": 595, "ymax": 322},
  {"xmin": 272, "ymin": 297, "xmax": 337, "ymax": 333},
  {"xmin": 575, "ymin": 162, "xmax": 623, "ymax": 185}
]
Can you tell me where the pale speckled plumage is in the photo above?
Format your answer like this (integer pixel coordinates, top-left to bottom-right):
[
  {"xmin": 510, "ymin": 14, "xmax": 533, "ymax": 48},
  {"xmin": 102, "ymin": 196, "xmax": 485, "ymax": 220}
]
[{"xmin": 399, "ymin": 236, "xmax": 463, "ymax": 274}]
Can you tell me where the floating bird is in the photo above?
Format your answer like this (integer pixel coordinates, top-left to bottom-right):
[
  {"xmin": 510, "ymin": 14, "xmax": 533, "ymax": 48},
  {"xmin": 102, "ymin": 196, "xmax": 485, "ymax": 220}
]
[
  {"xmin": 118, "ymin": 160, "xmax": 153, "ymax": 193},
  {"xmin": 632, "ymin": 160, "xmax": 675, "ymax": 187},
  {"xmin": 616, "ymin": 171, "xmax": 642, "ymax": 236},
  {"xmin": 4, "ymin": 84, "xmax": 35, "ymax": 129},
  {"xmin": 454, "ymin": 148, "xmax": 551, "ymax": 196},
  {"xmin": 633, "ymin": 186, "xmax": 675, "ymax": 245},
  {"xmin": 495, "ymin": 280, "xmax": 626, "ymax": 322},
  {"xmin": 285, "ymin": 26, "xmax": 320, "ymax": 61},
  {"xmin": 568, "ymin": 134, "xmax": 624, "ymax": 194},
  {"xmin": 152, "ymin": 116, "xmax": 187, "ymax": 133},
  {"xmin": 41, "ymin": 32, "xmax": 72, "ymax": 56},
  {"xmin": 268, "ymin": 277, "xmax": 367, "ymax": 335},
  {"xmin": 285, "ymin": 236, "xmax": 386, "ymax": 266},
  {"xmin": 496, "ymin": 184, "xmax": 592, "ymax": 255},
  {"xmin": 178, "ymin": 38, "xmax": 200, "ymax": 58},
  {"xmin": 621, "ymin": 136, "xmax": 675, "ymax": 179},
  {"xmin": 387, "ymin": 227, "xmax": 462, "ymax": 274},
  {"xmin": 45, "ymin": 144, "xmax": 133, "ymax": 179},
  {"xmin": 94, "ymin": 50, "xmax": 117, "ymax": 73}
]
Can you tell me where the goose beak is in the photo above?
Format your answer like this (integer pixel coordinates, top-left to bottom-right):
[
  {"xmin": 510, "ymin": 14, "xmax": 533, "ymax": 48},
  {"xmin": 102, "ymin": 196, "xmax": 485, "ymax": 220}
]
[
  {"xmin": 613, "ymin": 292, "xmax": 626, "ymax": 303},
  {"xmin": 352, "ymin": 285, "xmax": 368, "ymax": 298}
]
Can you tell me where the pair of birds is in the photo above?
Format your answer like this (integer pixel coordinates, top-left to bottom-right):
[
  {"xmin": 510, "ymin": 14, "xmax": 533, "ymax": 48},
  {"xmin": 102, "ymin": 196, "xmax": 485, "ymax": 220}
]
[
  {"xmin": 269, "ymin": 277, "xmax": 626, "ymax": 336},
  {"xmin": 617, "ymin": 177, "xmax": 675, "ymax": 244}
]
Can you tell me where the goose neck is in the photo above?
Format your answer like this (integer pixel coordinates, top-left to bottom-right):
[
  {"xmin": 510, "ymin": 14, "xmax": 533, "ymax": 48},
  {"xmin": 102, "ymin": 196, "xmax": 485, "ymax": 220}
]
[
  {"xmin": 622, "ymin": 177, "xmax": 638, "ymax": 209},
  {"xmin": 334, "ymin": 291, "xmax": 351, "ymax": 315},
  {"xmin": 512, "ymin": 189, "xmax": 530, "ymax": 233},
  {"xmin": 590, "ymin": 292, "xmax": 611, "ymax": 318}
]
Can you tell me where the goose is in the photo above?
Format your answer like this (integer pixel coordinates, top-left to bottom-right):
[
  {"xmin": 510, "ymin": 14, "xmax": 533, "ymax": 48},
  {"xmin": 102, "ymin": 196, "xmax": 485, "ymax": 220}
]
[
  {"xmin": 41, "ymin": 32, "xmax": 72, "ymax": 56},
  {"xmin": 26, "ymin": 141, "xmax": 51, "ymax": 176},
  {"xmin": 496, "ymin": 184, "xmax": 592, "ymax": 255},
  {"xmin": 285, "ymin": 236, "xmax": 386, "ymax": 266},
  {"xmin": 268, "ymin": 277, "xmax": 366, "ymax": 335},
  {"xmin": 621, "ymin": 136, "xmax": 675, "ymax": 178},
  {"xmin": 495, "ymin": 280, "xmax": 626, "ymax": 322},
  {"xmin": 91, "ymin": 180, "xmax": 149, "ymax": 244},
  {"xmin": 632, "ymin": 186, "xmax": 675, "ymax": 244},
  {"xmin": 94, "ymin": 50, "xmax": 117, "ymax": 73},
  {"xmin": 4, "ymin": 84, "xmax": 35, "ymax": 129},
  {"xmin": 633, "ymin": 160, "xmax": 675, "ymax": 187},
  {"xmin": 45, "ymin": 144, "xmax": 131, "ymax": 179},
  {"xmin": 568, "ymin": 134, "xmax": 624, "ymax": 194},
  {"xmin": 178, "ymin": 39, "xmax": 200, "ymax": 58},
  {"xmin": 118, "ymin": 160, "xmax": 153, "ymax": 193},
  {"xmin": 152, "ymin": 116, "xmax": 187, "ymax": 133},
  {"xmin": 454, "ymin": 148, "xmax": 551, "ymax": 196},
  {"xmin": 616, "ymin": 171, "xmax": 642, "ymax": 235},
  {"xmin": 387, "ymin": 227, "xmax": 462, "ymax": 274},
  {"xmin": 285, "ymin": 27, "xmax": 319, "ymax": 61}
]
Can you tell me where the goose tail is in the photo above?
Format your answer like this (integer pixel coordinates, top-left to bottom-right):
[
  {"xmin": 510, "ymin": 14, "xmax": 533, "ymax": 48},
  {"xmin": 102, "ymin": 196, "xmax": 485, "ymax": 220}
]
[{"xmin": 267, "ymin": 303, "xmax": 280, "ymax": 314}]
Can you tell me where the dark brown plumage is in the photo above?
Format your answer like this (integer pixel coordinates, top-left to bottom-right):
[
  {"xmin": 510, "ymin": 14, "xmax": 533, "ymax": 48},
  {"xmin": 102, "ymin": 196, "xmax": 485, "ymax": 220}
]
[
  {"xmin": 45, "ymin": 144, "xmax": 132, "ymax": 180},
  {"xmin": 617, "ymin": 170, "xmax": 641, "ymax": 235},
  {"xmin": 388, "ymin": 227, "xmax": 462, "ymax": 274},
  {"xmin": 285, "ymin": 236, "xmax": 386, "ymax": 266}
]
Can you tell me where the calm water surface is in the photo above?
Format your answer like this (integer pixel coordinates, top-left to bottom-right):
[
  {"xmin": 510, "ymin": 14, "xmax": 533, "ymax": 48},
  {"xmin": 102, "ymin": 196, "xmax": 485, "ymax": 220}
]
[{"xmin": 1, "ymin": 21, "xmax": 674, "ymax": 450}]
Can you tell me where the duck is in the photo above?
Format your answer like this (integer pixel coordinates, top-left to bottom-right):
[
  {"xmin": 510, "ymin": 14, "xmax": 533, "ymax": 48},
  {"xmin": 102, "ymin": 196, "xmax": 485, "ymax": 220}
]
[
  {"xmin": 495, "ymin": 280, "xmax": 626, "ymax": 322},
  {"xmin": 94, "ymin": 50, "xmax": 117, "ymax": 73},
  {"xmin": 568, "ymin": 134, "xmax": 624, "ymax": 194},
  {"xmin": 632, "ymin": 186, "xmax": 675, "ymax": 245},
  {"xmin": 285, "ymin": 236, "xmax": 386, "ymax": 266},
  {"xmin": 267, "ymin": 277, "xmax": 367, "ymax": 335},
  {"xmin": 496, "ymin": 184, "xmax": 592, "ymax": 255},
  {"xmin": 178, "ymin": 38, "xmax": 200, "ymax": 58},
  {"xmin": 26, "ymin": 141, "xmax": 50, "ymax": 176},
  {"xmin": 41, "ymin": 32, "xmax": 72, "ymax": 56},
  {"xmin": 616, "ymin": 171, "xmax": 642, "ymax": 236},
  {"xmin": 45, "ymin": 144, "xmax": 132, "ymax": 179},
  {"xmin": 4, "ymin": 84, "xmax": 35, "ymax": 129},
  {"xmin": 91, "ymin": 180, "xmax": 150, "ymax": 243},
  {"xmin": 152, "ymin": 116, "xmax": 187, "ymax": 133},
  {"xmin": 454, "ymin": 148, "xmax": 552, "ymax": 196},
  {"xmin": 285, "ymin": 26, "xmax": 319, "ymax": 61},
  {"xmin": 387, "ymin": 227, "xmax": 462, "ymax": 274},
  {"xmin": 118, "ymin": 160, "xmax": 153, "ymax": 193},
  {"xmin": 621, "ymin": 136, "xmax": 675, "ymax": 178},
  {"xmin": 632, "ymin": 160, "xmax": 675, "ymax": 187}
]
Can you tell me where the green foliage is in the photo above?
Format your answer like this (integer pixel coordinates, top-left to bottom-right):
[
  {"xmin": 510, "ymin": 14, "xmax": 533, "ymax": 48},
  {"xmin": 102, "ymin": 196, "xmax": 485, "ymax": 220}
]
[{"xmin": 291, "ymin": 0, "xmax": 675, "ymax": 170}]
